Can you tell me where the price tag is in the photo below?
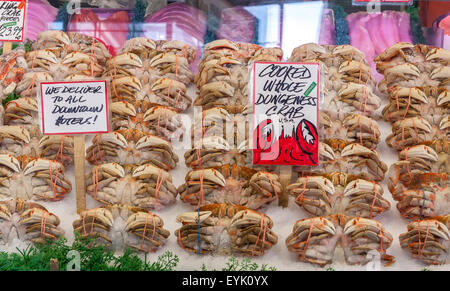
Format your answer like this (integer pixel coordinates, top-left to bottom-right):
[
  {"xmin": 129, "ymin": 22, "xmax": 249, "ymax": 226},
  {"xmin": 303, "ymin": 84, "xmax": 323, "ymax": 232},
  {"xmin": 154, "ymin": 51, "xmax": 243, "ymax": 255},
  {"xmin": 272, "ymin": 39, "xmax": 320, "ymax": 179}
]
[
  {"xmin": 252, "ymin": 62, "xmax": 319, "ymax": 166},
  {"xmin": 39, "ymin": 81, "xmax": 109, "ymax": 135},
  {"xmin": 0, "ymin": 0, "xmax": 26, "ymax": 42}
]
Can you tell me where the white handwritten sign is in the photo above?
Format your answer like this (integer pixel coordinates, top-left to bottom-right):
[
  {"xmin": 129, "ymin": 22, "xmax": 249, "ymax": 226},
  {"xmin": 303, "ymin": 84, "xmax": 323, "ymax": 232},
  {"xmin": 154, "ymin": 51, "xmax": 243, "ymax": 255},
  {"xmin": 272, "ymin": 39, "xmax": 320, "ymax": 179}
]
[
  {"xmin": 0, "ymin": 0, "xmax": 26, "ymax": 42},
  {"xmin": 39, "ymin": 81, "xmax": 109, "ymax": 135},
  {"xmin": 252, "ymin": 62, "xmax": 319, "ymax": 166}
]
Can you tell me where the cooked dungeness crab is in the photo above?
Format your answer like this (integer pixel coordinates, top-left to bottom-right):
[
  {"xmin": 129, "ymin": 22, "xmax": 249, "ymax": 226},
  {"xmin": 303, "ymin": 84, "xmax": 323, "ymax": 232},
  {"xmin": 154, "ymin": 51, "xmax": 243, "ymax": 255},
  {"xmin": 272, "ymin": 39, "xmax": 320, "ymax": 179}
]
[
  {"xmin": 149, "ymin": 52, "xmax": 194, "ymax": 85},
  {"xmin": 0, "ymin": 49, "xmax": 26, "ymax": 98},
  {"xmin": 140, "ymin": 106, "xmax": 184, "ymax": 141},
  {"xmin": 390, "ymin": 173, "xmax": 449, "ymax": 220},
  {"xmin": 0, "ymin": 155, "xmax": 71, "ymax": 201},
  {"xmin": 386, "ymin": 116, "xmax": 449, "ymax": 151},
  {"xmin": 4, "ymin": 97, "xmax": 39, "ymax": 131},
  {"xmin": 387, "ymin": 140, "xmax": 449, "ymax": 195},
  {"xmin": 374, "ymin": 43, "xmax": 449, "ymax": 74},
  {"xmin": 0, "ymin": 125, "xmax": 74, "ymax": 166},
  {"xmin": 319, "ymin": 112, "xmax": 381, "ymax": 149},
  {"xmin": 73, "ymin": 205, "xmax": 169, "ymax": 253},
  {"xmin": 184, "ymin": 136, "xmax": 249, "ymax": 169},
  {"xmin": 156, "ymin": 40, "xmax": 196, "ymax": 64},
  {"xmin": 400, "ymin": 215, "xmax": 450, "ymax": 265},
  {"xmin": 15, "ymin": 70, "xmax": 53, "ymax": 98},
  {"xmin": 195, "ymin": 56, "xmax": 243, "ymax": 88},
  {"xmin": 378, "ymin": 62, "xmax": 449, "ymax": 94},
  {"xmin": 175, "ymin": 203, "xmax": 277, "ymax": 256},
  {"xmin": 86, "ymin": 129, "xmax": 178, "ymax": 171},
  {"xmin": 119, "ymin": 37, "xmax": 157, "ymax": 58},
  {"xmin": 86, "ymin": 163, "xmax": 177, "ymax": 210},
  {"xmin": 288, "ymin": 172, "xmax": 390, "ymax": 218},
  {"xmin": 286, "ymin": 214, "xmax": 395, "ymax": 266},
  {"xmin": 178, "ymin": 165, "xmax": 281, "ymax": 209},
  {"xmin": 294, "ymin": 139, "xmax": 388, "ymax": 181},
  {"xmin": 32, "ymin": 30, "xmax": 70, "ymax": 50},
  {"xmin": 146, "ymin": 77, "xmax": 192, "ymax": 112},
  {"xmin": 329, "ymin": 82, "xmax": 381, "ymax": 117},
  {"xmin": 0, "ymin": 198, "xmax": 64, "ymax": 244},
  {"xmin": 382, "ymin": 87, "xmax": 449, "ymax": 123},
  {"xmin": 67, "ymin": 32, "xmax": 111, "ymax": 65}
]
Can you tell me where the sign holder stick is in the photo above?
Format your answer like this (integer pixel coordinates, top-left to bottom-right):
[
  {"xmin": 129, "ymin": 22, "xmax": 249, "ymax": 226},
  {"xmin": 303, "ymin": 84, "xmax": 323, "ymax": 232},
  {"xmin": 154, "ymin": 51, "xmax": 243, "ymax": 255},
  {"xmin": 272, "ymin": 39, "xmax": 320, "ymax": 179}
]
[
  {"xmin": 278, "ymin": 165, "xmax": 292, "ymax": 208},
  {"xmin": 74, "ymin": 135, "xmax": 86, "ymax": 214},
  {"xmin": 2, "ymin": 42, "xmax": 12, "ymax": 54}
]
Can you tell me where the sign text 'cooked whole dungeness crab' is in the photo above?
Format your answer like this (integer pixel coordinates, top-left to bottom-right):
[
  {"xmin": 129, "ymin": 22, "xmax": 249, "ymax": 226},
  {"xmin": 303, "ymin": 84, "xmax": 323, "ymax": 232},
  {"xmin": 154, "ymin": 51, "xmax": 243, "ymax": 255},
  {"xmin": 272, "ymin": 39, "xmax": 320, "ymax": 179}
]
[{"xmin": 252, "ymin": 62, "xmax": 320, "ymax": 166}]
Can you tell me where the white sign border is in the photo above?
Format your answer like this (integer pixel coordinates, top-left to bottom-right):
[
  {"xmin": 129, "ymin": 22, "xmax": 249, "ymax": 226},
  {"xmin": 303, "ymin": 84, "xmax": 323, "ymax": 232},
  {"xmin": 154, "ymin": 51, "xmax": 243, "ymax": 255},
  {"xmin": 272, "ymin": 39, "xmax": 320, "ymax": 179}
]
[{"xmin": 39, "ymin": 80, "xmax": 110, "ymax": 136}]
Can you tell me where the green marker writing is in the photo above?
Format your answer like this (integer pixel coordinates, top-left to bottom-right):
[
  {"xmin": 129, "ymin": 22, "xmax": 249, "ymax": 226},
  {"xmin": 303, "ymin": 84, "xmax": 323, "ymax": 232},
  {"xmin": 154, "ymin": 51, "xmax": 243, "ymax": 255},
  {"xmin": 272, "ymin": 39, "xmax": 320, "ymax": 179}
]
[
  {"xmin": 304, "ymin": 81, "xmax": 317, "ymax": 97},
  {"xmin": 2, "ymin": 21, "xmax": 17, "ymax": 28}
]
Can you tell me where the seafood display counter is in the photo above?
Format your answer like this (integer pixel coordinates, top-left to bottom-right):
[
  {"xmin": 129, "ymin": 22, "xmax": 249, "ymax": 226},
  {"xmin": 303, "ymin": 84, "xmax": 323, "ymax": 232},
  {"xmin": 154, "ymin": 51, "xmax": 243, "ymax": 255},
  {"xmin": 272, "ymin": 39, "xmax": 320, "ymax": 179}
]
[{"xmin": 0, "ymin": 0, "xmax": 448, "ymax": 271}]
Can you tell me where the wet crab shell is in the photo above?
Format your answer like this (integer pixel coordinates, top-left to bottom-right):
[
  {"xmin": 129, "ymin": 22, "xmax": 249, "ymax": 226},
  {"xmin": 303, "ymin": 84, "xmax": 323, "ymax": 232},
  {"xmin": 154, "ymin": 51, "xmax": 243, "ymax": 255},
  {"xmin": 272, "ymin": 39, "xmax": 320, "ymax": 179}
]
[
  {"xmin": 86, "ymin": 162, "xmax": 178, "ymax": 211},
  {"xmin": 0, "ymin": 198, "xmax": 64, "ymax": 245},
  {"xmin": 287, "ymin": 172, "xmax": 390, "ymax": 218},
  {"xmin": 286, "ymin": 214, "xmax": 394, "ymax": 267},
  {"xmin": 86, "ymin": 129, "xmax": 179, "ymax": 171},
  {"xmin": 178, "ymin": 165, "xmax": 281, "ymax": 210},
  {"xmin": 0, "ymin": 154, "xmax": 71, "ymax": 201},
  {"xmin": 73, "ymin": 205, "xmax": 169, "ymax": 253},
  {"xmin": 0, "ymin": 49, "xmax": 27, "ymax": 98},
  {"xmin": 175, "ymin": 203, "xmax": 277, "ymax": 256}
]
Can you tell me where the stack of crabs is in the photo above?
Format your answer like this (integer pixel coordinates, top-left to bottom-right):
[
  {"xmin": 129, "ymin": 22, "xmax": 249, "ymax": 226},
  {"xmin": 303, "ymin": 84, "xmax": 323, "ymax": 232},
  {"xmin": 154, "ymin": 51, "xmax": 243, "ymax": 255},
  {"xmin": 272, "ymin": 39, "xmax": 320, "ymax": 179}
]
[
  {"xmin": 285, "ymin": 43, "xmax": 395, "ymax": 267},
  {"xmin": 0, "ymin": 30, "xmax": 117, "ymax": 246},
  {"xmin": 175, "ymin": 39, "xmax": 284, "ymax": 256},
  {"xmin": 374, "ymin": 43, "xmax": 450, "ymax": 265},
  {"xmin": 77, "ymin": 36, "xmax": 206, "ymax": 253}
]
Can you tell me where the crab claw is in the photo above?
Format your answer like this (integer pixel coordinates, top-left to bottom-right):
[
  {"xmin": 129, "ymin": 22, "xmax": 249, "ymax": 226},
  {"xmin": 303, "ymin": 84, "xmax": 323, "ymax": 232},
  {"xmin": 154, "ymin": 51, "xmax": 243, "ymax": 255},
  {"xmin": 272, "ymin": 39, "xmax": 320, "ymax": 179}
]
[
  {"xmin": 343, "ymin": 179, "xmax": 383, "ymax": 197},
  {"xmin": 176, "ymin": 211, "xmax": 212, "ymax": 224},
  {"xmin": 22, "ymin": 158, "xmax": 64, "ymax": 176},
  {"xmin": 186, "ymin": 168, "xmax": 226, "ymax": 187},
  {"xmin": 109, "ymin": 52, "xmax": 143, "ymax": 68},
  {"xmin": 319, "ymin": 142, "xmax": 335, "ymax": 160},
  {"xmin": 111, "ymin": 101, "xmax": 137, "ymax": 117},
  {"xmin": 96, "ymin": 163, "xmax": 125, "ymax": 178},
  {"xmin": 0, "ymin": 154, "xmax": 21, "ymax": 172},
  {"xmin": 132, "ymin": 163, "xmax": 172, "ymax": 181},
  {"xmin": 399, "ymin": 145, "xmax": 438, "ymax": 162},
  {"xmin": 0, "ymin": 126, "xmax": 31, "ymax": 143}
]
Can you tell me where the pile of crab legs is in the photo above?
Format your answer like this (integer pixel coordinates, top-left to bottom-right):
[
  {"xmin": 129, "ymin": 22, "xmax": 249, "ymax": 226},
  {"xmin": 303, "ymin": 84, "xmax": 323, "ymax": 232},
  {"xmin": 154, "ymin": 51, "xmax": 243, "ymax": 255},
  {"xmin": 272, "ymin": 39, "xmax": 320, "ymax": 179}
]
[
  {"xmin": 175, "ymin": 39, "xmax": 284, "ymax": 256},
  {"xmin": 374, "ymin": 43, "xmax": 450, "ymax": 265},
  {"xmin": 285, "ymin": 43, "xmax": 395, "ymax": 267}
]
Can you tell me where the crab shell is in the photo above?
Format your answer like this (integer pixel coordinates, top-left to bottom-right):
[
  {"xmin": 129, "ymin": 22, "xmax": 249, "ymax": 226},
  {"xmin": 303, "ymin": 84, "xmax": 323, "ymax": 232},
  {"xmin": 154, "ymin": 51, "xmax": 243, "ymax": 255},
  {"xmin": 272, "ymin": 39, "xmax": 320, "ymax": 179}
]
[
  {"xmin": 288, "ymin": 172, "xmax": 389, "ymax": 218},
  {"xmin": 86, "ymin": 162, "xmax": 177, "ymax": 210},
  {"xmin": 399, "ymin": 215, "xmax": 450, "ymax": 265},
  {"xmin": 86, "ymin": 129, "xmax": 178, "ymax": 171},
  {"xmin": 319, "ymin": 112, "xmax": 381, "ymax": 149},
  {"xmin": 382, "ymin": 87, "xmax": 450, "ymax": 123},
  {"xmin": 175, "ymin": 203, "xmax": 277, "ymax": 256},
  {"xmin": 178, "ymin": 165, "xmax": 281, "ymax": 210},
  {"xmin": 294, "ymin": 139, "xmax": 388, "ymax": 182},
  {"xmin": 148, "ymin": 77, "xmax": 192, "ymax": 112},
  {"xmin": 286, "ymin": 214, "xmax": 394, "ymax": 267},
  {"xmin": 0, "ymin": 155, "xmax": 71, "ymax": 201},
  {"xmin": 73, "ymin": 204, "xmax": 169, "ymax": 253},
  {"xmin": 386, "ymin": 116, "xmax": 448, "ymax": 151},
  {"xmin": 391, "ymin": 173, "xmax": 450, "ymax": 220},
  {"xmin": 0, "ymin": 198, "xmax": 64, "ymax": 245},
  {"xmin": 33, "ymin": 30, "xmax": 70, "ymax": 50},
  {"xmin": 66, "ymin": 32, "xmax": 111, "ymax": 65},
  {"xmin": 387, "ymin": 140, "xmax": 449, "ymax": 196}
]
